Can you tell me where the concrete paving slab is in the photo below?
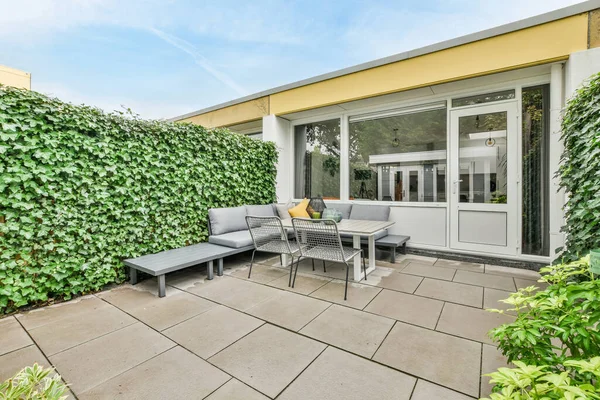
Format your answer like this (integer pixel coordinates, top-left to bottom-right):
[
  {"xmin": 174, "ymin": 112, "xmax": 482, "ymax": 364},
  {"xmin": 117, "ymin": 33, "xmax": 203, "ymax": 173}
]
[
  {"xmin": 247, "ymin": 291, "xmax": 330, "ymax": 332},
  {"xmin": 415, "ymin": 279, "xmax": 483, "ymax": 307},
  {"xmin": 0, "ymin": 316, "xmax": 32, "ymax": 356},
  {"xmin": 401, "ymin": 262, "xmax": 457, "ymax": 281},
  {"xmin": 205, "ymin": 379, "xmax": 269, "ymax": 400},
  {"xmin": 97, "ymin": 286, "xmax": 216, "ymax": 331},
  {"xmin": 27, "ymin": 301, "xmax": 136, "ymax": 356},
  {"xmin": 16, "ymin": 295, "xmax": 104, "ymax": 330},
  {"xmin": 0, "ymin": 345, "xmax": 49, "ymax": 382},
  {"xmin": 373, "ymin": 322, "xmax": 481, "ymax": 397},
  {"xmin": 163, "ymin": 305, "xmax": 263, "ymax": 359},
  {"xmin": 411, "ymin": 380, "xmax": 475, "ymax": 400},
  {"xmin": 309, "ymin": 280, "xmax": 381, "ymax": 310},
  {"xmin": 436, "ymin": 303, "xmax": 515, "ymax": 344},
  {"xmin": 483, "ymin": 288, "xmax": 517, "ymax": 315},
  {"xmin": 266, "ymin": 272, "xmax": 331, "ymax": 295},
  {"xmin": 364, "ymin": 289, "xmax": 444, "ymax": 329},
  {"xmin": 484, "ymin": 264, "xmax": 541, "ymax": 279},
  {"xmin": 300, "ymin": 304, "xmax": 394, "ymax": 358},
  {"xmin": 49, "ymin": 322, "xmax": 175, "ymax": 394},
  {"xmin": 434, "ymin": 259, "xmax": 484, "ymax": 273},
  {"xmin": 209, "ymin": 324, "xmax": 326, "ymax": 398},
  {"xmin": 79, "ymin": 346, "xmax": 229, "ymax": 400},
  {"xmin": 278, "ymin": 347, "xmax": 415, "ymax": 400},
  {"xmin": 481, "ymin": 344, "xmax": 511, "ymax": 398},
  {"xmin": 229, "ymin": 263, "xmax": 289, "ymax": 284},
  {"xmin": 359, "ymin": 267, "xmax": 423, "ymax": 293},
  {"xmin": 514, "ymin": 277, "xmax": 549, "ymax": 291},
  {"xmin": 453, "ymin": 270, "xmax": 516, "ymax": 292},
  {"xmin": 186, "ymin": 276, "xmax": 281, "ymax": 311}
]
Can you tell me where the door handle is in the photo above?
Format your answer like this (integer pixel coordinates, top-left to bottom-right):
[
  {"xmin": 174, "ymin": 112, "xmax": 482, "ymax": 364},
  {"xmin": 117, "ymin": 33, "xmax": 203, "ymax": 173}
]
[{"xmin": 452, "ymin": 180, "xmax": 463, "ymax": 194}]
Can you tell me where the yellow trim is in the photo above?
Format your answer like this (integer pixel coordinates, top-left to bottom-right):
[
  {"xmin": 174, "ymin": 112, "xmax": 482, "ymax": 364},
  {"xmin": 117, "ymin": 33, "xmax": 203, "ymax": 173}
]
[
  {"xmin": 181, "ymin": 13, "xmax": 588, "ymax": 127},
  {"xmin": 270, "ymin": 14, "xmax": 587, "ymax": 115}
]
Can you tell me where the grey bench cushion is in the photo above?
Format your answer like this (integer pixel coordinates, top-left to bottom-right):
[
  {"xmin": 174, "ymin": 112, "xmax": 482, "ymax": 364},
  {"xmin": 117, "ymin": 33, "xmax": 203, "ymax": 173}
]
[
  {"xmin": 349, "ymin": 204, "xmax": 390, "ymax": 221},
  {"xmin": 325, "ymin": 202, "xmax": 353, "ymax": 220},
  {"xmin": 209, "ymin": 206, "xmax": 247, "ymax": 235},
  {"xmin": 246, "ymin": 204, "xmax": 276, "ymax": 217},
  {"xmin": 209, "ymin": 230, "xmax": 253, "ymax": 248}
]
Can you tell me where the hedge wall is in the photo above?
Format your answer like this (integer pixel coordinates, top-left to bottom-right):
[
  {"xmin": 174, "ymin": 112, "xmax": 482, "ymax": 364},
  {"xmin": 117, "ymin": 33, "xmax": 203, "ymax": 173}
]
[
  {"xmin": 0, "ymin": 85, "xmax": 277, "ymax": 312},
  {"xmin": 559, "ymin": 72, "xmax": 600, "ymax": 261}
]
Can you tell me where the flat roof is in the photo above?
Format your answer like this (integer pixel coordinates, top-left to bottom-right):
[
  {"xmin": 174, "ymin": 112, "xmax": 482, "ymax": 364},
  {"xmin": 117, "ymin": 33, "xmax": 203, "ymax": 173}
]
[{"xmin": 171, "ymin": 0, "xmax": 600, "ymax": 122}]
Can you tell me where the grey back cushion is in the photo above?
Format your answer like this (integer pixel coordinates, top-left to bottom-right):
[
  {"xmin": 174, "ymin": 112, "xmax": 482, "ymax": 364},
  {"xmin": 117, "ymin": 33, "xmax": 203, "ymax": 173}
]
[
  {"xmin": 349, "ymin": 204, "xmax": 390, "ymax": 221},
  {"xmin": 209, "ymin": 206, "xmax": 248, "ymax": 235},
  {"xmin": 245, "ymin": 204, "xmax": 276, "ymax": 217},
  {"xmin": 325, "ymin": 202, "xmax": 353, "ymax": 220}
]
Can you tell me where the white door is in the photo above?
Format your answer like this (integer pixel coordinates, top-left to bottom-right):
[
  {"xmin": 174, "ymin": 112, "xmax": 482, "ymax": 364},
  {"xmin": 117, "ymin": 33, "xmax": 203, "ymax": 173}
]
[{"xmin": 449, "ymin": 102, "xmax": 518, "ymax": 255}]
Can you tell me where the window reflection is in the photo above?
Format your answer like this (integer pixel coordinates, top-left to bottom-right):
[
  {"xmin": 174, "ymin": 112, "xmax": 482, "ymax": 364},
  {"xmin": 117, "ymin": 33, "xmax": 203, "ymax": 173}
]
[{"xmin": 349, "ymin": 106, "xmax": 447, "ymax": 202}]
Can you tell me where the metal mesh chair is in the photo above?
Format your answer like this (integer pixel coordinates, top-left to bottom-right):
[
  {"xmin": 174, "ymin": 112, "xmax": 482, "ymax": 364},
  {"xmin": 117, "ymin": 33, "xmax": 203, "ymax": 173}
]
[
  {"xmin": 246, "ymin": 216, "xmax": 299, "ymax": 285},
  {"xmin": 291, "ymin": 217, "xmax": 366, "ymax": 300}
]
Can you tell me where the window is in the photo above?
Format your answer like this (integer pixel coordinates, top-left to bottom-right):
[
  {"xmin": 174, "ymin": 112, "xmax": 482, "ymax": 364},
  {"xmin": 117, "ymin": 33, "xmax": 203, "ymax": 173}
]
[
  {"xmin": 294, "ymin": 119, "xmax": 340, "ymax": 199},
  {"xmin": 348, "ymin": 105, "xmax": 447, "ymax": 202},
  {"xmin": 452, "ymin": 90, "xmax": 515, "ymax": 108},
  {"xmin": 522, "ymin": 85, "xmax": 549, "ymax": 256}
]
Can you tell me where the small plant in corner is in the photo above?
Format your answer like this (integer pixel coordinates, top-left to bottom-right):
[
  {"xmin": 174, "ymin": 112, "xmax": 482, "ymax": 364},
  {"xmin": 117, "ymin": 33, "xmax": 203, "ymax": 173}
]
[{"xmin": 0, "ymin": 363, "xmax": 68, "ymax": 400}]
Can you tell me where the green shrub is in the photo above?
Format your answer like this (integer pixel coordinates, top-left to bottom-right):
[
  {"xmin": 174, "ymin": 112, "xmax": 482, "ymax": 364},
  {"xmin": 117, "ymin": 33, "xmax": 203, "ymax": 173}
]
[
  {"xmin": 559, "ymin": 72, "xmax": 600, "ymax": 261},
  {"xmin": 486, "ymin": 256, "xmax": 600, "ymax": 398},
  {"xmin": 0, "ymin": 85, "xmax": 278, "ymax": 313},
  {"xmin": 0, "ymin": 363, "xmax": 69, "ymax": 400},
  {"xmin": 482, "ymin": 358, "xmax": 600, "ymax": 400}
]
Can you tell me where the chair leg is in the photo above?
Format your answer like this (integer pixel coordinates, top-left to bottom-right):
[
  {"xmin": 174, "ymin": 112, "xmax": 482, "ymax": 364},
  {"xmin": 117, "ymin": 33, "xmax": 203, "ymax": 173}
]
[
  {"xmin": 288, "ymin": 256, "xmax": 294, "ymax": 287},
  {"xmin": 322, "ymin": 260, "xmax": 327, "ymax": 273},
  {"xmin": 248, "ymin": 250, "xmax": 256, "ymax": 279},
  {"xmin": 280, "ymin": 254, "xmax": 283, "ymax": 266},
  {"xmin": 292, "ymin": 257, "xmax": 302, "ymax": 288},
  {"xmin": 343, "ymin": 261, "xmax": 350, "ymax": 301},
  {"xmin": 312, "ymin": 259, "xmax": 315, "ymax": 271}
]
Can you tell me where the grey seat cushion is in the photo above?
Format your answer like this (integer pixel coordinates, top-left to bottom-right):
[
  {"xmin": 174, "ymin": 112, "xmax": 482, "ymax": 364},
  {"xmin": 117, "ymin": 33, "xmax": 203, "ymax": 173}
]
[
  {"xmin": 349, "ymin": 204, "xmax": 390, "ymax": 221},
  {"xmin": 340, "ymin": 230, "xmax": 388, "ymax": 241},
  {"xmin": 209, "ymin": 230, "xmax": 253, "ymax": 248},
  {"xmin": 246, "ymin": 204, "xmax": 276, "ymax": 217},
  {"xmin": 324, "ymin": 202, "xmax": 353, "ymax": 220},
  {"xmin": 209, "ymin": 206, "xmax": 247, "ymax": 235}
]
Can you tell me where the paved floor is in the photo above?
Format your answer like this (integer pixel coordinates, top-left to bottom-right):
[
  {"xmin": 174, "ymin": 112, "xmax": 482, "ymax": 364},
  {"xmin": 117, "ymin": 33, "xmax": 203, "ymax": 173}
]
[{"xmin": 0, "ymin": 252, "xmax": 545, "ymax": 399}]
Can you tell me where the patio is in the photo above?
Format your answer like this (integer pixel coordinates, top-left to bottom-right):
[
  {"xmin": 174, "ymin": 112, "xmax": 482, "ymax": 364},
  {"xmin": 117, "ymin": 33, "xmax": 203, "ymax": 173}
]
[{"xmin": 0, "ymin": 253, "xmax": 544, "ymax": 399}]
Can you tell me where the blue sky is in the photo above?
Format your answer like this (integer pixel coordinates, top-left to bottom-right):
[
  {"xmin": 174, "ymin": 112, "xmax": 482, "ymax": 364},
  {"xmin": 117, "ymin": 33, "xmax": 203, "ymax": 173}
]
[{"xmin": 0, "ymin": 0, "xmax": 583, "ymax": 119}]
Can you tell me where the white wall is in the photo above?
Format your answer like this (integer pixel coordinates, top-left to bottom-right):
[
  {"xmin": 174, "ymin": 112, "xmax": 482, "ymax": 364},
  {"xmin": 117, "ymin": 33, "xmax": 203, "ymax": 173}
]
[
  {"xmin": 565, "ymin": 47, "xmax": 600, "ymax": 97},
  {"xmin": 262, "ymin": 115, "xmax": 292, "ymax": 202}
]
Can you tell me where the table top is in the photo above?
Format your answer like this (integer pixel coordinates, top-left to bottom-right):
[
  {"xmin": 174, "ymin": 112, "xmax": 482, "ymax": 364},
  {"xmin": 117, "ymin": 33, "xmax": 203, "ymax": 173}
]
[{"xmin": 280, "ymin": 218, "xmax": 395, "ymax": 236}]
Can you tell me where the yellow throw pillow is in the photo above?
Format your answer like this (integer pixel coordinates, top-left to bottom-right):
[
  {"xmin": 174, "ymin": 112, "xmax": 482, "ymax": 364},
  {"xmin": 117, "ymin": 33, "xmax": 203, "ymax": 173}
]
[{"xmin": 288, "ymin": 198, "xmax": 310, "ymax": 218}]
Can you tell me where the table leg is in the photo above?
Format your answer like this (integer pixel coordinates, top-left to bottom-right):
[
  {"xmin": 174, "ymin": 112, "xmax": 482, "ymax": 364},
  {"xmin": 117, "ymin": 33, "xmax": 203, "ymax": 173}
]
[
  {"xmin": 368, "ymin": 235, "xmax": 376, "ymax": 273},
  {"xmin": 353, "ymin": 235, "xmax": 362, "ymax": 281},
  {"xmin": 207, "ymin": 260, "xmax": 214, "ymax": 280},
  {"xmin": 281, "ymin": 254, "xmax": 289, "ymax": 267},
  {"xmin": 158, "ymin": 275, "xmax": 166, "ymax": 298}
]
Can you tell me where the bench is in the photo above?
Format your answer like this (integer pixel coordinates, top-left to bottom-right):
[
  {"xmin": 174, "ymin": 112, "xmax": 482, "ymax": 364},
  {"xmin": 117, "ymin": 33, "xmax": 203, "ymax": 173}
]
[
  {"xmin": 124, "ymin": 242, "xmax": 253, "ymax": 297},
  {"xmin": 341, "ymin": 234, "xmax": 410, "ymax": 263}
]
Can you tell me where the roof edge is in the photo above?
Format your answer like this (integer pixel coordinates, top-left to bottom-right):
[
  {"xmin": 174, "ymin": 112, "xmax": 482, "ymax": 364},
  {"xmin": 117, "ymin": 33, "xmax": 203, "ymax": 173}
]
[{"xmin": 170, "ymin": 0, "xmax": 600, "ymax": 122}]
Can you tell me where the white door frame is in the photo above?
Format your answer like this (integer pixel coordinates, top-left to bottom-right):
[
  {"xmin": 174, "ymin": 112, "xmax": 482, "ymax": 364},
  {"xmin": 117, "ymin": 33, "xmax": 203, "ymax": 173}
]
[{"xmin": 449, "ymin": 101, "xmax": 519, "ymax": 255}]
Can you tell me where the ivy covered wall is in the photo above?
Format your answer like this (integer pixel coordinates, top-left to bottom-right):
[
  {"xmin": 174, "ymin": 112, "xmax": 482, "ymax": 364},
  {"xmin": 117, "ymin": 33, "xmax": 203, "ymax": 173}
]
[
  {"xmin": 559, "ymin": 72, "xmax": 600, "ymax": 261},
  {"xmin": 0, "ymin": 86, "xmax": 277, "ymax": 312}
]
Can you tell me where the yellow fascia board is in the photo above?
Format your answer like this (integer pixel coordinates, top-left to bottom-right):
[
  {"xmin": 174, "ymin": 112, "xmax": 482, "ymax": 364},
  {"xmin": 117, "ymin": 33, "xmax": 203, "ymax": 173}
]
[
  {"xmin": 270, "ymin": 14, "xmax": 588, "ymax": 115},
  {"xmin": 178, "ymin": 96, "xmax": 269, "ymax": 128},
  {"xmin": 0, "ymin": 65, "xmax": 31, "ymax": 90}
]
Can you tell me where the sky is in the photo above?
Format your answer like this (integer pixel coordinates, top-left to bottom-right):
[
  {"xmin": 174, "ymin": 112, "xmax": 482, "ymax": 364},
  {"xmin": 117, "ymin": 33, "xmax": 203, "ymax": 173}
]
[{"xmin": 0, "ymin": 0, "xmax": 584, "ymax": 120}]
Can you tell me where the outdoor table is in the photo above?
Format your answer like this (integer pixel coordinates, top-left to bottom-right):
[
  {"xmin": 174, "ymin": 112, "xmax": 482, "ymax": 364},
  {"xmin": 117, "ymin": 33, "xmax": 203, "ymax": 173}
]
[{"xmin": 280, "ymin": 218, "xmax": 395, "ymax": 281}]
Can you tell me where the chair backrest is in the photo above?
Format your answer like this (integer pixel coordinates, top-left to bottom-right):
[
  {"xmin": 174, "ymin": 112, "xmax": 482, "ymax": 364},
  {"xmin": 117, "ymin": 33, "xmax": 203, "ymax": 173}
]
[
  {"xmin": 291, "ymin": 218, "xmax": 345, "ymax": 260},
  {"xmin": 245, "ymin": 216, "xmax": 292, "ymax": 254}
]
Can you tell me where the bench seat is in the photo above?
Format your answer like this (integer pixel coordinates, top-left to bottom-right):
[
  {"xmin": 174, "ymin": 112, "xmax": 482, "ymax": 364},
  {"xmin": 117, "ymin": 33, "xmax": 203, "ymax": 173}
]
[
  {"xmin": 341, "ymin": 234, "xmax": 410, "ymax": 263},
  {"xmin": 124, "ymin": 242, "xmax": 253, "ymax": 297}
]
